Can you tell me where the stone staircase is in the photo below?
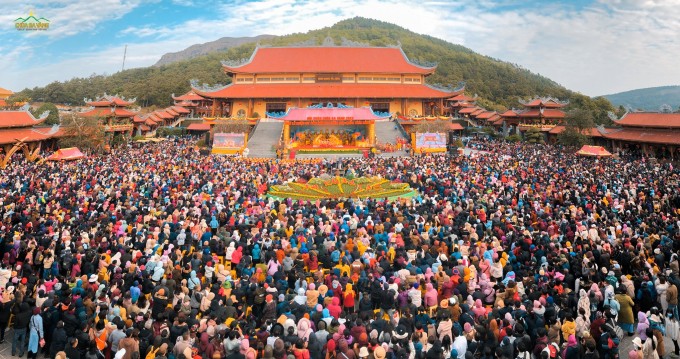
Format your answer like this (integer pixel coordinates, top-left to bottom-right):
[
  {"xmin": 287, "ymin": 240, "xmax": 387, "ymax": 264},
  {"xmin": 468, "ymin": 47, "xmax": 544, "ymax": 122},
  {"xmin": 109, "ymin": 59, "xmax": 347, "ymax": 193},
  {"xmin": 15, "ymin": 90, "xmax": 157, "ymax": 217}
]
[
  {"xmin": 246, "ymin": 120, "xmax": 283, "ymax": 158},
  {"xmin": 375, "ymin": 120, "xmax": 408, "ymax": 146}
]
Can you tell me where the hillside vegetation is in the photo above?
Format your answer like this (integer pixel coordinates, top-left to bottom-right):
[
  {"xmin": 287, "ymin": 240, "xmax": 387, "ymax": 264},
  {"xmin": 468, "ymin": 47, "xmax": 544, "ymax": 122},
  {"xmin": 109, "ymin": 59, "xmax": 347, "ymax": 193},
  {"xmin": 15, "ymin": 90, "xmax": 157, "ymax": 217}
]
[{"xmin": 14, "ymin": 17, "xmax": 616, "ymax": 122}]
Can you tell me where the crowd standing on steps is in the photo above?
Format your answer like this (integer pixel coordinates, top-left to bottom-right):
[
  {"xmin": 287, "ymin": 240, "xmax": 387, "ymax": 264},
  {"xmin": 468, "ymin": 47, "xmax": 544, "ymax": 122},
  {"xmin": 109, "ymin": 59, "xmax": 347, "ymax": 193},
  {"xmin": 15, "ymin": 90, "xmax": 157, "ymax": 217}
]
[{"xmin": 0, "ymin": 138, "xmax": 679, "ymax": 359}]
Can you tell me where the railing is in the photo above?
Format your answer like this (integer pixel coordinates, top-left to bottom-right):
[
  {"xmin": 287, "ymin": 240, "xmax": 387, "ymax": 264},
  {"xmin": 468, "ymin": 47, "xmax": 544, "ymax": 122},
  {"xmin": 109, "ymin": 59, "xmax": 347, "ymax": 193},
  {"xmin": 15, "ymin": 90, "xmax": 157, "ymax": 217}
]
[
  {"xmin": 104, "ymin": 124, "xmax": 133, "ymax": 132},
  {"xmin": 519, "ymin": 123, "xmax": 558, "ymax": 129}
]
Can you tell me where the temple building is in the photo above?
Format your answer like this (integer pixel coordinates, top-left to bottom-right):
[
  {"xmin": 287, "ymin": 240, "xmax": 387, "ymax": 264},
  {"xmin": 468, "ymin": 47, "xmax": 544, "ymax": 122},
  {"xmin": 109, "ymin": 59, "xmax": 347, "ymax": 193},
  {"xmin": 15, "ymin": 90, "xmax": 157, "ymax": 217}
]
[
  {"xmin": 80, "ymin": 94, "xmax": 138, "ymax": 135},
  {"xmin": 0, "ymin": 108, "xmax": 64, "ymax": 167},
  {"xmin": 601, "ymin": 112, "xmax": 680, "ymax": 158},
  {"xmin": 500, "ymin": 97, "xmax": 567, "ymax": 132},
  {"xmin": 190, "ymin": 46, "xmax": 463, "ymax": 119}
]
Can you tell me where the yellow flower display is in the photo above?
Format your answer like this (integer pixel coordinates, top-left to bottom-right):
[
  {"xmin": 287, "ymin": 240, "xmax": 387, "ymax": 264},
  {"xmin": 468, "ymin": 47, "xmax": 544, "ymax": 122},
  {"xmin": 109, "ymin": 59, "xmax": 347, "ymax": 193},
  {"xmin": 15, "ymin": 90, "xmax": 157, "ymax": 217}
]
[{"xmin": 268, "ymin": 176, "xmax": 417, "ymax": 200}]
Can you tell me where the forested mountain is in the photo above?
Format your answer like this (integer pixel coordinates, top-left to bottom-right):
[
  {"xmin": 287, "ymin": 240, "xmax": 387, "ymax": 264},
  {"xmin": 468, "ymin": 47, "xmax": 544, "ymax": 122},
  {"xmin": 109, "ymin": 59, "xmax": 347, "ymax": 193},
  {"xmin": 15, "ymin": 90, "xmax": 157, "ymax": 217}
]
[
  {"xmin": 603, "ymin": 85, "xmax": 680, "ymax": 112},
  {"xmin": 14, "ymin": 17, "xmax": 616, "ymax": 120},
  {"xmin": 154, "ymin": 35, "xmax": 276, "ymax": 66}
]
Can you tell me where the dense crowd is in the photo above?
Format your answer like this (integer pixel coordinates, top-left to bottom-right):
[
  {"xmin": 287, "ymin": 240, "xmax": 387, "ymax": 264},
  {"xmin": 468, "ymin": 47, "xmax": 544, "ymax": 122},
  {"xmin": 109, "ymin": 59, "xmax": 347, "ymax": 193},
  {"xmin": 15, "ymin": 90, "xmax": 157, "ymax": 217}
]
[{"xmin": 1, "ymin": 138, "xmax": 679, "ymax": 359}]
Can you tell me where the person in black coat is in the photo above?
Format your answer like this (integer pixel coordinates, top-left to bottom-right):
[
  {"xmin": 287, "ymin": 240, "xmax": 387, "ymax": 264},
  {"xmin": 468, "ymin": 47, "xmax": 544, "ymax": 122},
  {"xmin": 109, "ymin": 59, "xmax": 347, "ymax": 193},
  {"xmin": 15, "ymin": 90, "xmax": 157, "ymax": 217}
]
[
  {"xmin": 0, "ymin": 295, "xmax": 13, "ymax": 343},
  {"xmin": 64, "ymin": 337, "xmax": 81, "ymax": 359},
  {"xmin": 50, "ymin": 321, "xmax": 68, "ymax": 359}
]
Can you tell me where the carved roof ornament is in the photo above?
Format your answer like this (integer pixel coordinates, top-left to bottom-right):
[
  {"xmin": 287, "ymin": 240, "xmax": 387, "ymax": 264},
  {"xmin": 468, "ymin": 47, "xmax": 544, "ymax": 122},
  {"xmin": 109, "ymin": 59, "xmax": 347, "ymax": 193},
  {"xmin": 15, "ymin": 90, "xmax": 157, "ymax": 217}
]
[
  {"xmin": 410, "ymin": 58, "xmax": 438, "ymax": 68},
  {"xmin": 39, "ymin": 110, "xmax": 50, "ymax": 119},
  {"xmin": 607, "ymin": 111, "xmax": 620, "ymax": 122},
  {"xmin": 20, "ymin": 104, "xmax": 30, "ymax": 111}
]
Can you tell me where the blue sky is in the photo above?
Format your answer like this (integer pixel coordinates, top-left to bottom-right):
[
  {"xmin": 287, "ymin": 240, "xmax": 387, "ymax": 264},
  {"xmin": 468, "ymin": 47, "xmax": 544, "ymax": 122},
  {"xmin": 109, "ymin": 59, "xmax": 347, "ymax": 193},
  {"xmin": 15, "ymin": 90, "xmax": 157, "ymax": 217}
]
[{"xmin": 1, "ymin": 0, "xmax": 679, "ymax": 97}]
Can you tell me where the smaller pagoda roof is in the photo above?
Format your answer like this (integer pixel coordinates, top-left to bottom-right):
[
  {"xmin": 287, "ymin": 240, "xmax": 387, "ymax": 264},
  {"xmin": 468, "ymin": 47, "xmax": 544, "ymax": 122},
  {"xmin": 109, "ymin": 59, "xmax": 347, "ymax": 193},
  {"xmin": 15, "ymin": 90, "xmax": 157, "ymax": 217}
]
[
  {"xmin": 165, "ymin": 108, "xmax": 179, "ymax": 116},
  {"xmin": 0, "ymin": 110, "xmax": 48, "ymax": 128},
  {"xmin": 275, "ymin": 105, "xmax": 389, "ymax": 121},
  {"xmin": 80, "ymin": 107, "xmax": 137, "ymax": 118},
  {"xmin": 140, "ymin": 125, "xmax": 151, "ymax": 131},
  {"xmin": 172, "ymin": 91, "xmax": 206, "ymax": 101},
  {"xmin": 133, "ymin": 115, "xmax": 145, "ymax": 123},
  {"xmin": 85, "ymin": 94, "xmax": 135, "ymax": 107},
  {"xmin": 144, "ymin": 118, "xmax": 158, "ymax": 126},
  {"xmin": 148, "ymin": 114, "xmax": 162, "ymax": 122},
  {"xmin": 518, "ymin": 109, "xmax": 565, "ymax": 118},
  {"xmin": 519, "ymin": 97, "xmax": 568, "ymax": 108}
]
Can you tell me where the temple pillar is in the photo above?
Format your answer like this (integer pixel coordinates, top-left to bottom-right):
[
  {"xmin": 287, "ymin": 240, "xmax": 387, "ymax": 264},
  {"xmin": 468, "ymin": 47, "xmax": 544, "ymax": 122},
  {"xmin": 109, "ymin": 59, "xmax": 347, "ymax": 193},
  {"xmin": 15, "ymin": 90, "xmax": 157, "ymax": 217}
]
[
  {"xmin": 211, "ymin": 100, "xmax": 217, "ymax": 117},
  {"xmin": 367, "ymin": 122, "xmax": 375, "ymax": 145},
  {"xmin": 248, "ymin": 99, "xmax": 254, "ymax": 117},
  {"xmin": 283, "ymin": 123, "xmax": 290, "ymax": 144}
]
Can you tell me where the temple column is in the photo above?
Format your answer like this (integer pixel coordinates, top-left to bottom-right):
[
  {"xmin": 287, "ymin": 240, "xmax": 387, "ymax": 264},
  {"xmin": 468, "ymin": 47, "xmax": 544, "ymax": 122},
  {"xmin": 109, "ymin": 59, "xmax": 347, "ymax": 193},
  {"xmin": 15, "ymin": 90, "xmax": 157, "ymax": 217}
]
[
  {"xmin": 283, "ymin": 123, "xmax": 290, "ymax": 145},
  {"xmin": 211, "ymin": 100, "xmax": 217, "ymax": 117},
  {"xmin": 367, "ymin": 122, "xmax": 375, "ymax": 145}
]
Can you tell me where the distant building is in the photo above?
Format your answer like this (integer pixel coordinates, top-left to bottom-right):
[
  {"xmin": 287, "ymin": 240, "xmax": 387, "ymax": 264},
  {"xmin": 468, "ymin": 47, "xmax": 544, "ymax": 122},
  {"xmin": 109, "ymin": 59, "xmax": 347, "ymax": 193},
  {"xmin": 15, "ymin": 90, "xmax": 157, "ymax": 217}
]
[
  {"xmin": 500, "ymin": 97, "xmax": 568, "ymax": 133},
  {"xmin": 0, "ymin": 87, "xmax": 13, "ymax": 108}
]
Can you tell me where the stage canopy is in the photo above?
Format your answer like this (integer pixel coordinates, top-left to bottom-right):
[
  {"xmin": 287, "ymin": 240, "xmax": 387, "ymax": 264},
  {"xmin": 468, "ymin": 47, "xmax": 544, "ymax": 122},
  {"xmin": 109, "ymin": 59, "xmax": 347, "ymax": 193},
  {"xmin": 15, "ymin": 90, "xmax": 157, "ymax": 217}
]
[
  {"xmin": 576, "ymin": 145, "xmax": 612, "ymax": 157},
  {"xmin": 47, "ymin": 147, "xmax": 86, "ymax": 161}
]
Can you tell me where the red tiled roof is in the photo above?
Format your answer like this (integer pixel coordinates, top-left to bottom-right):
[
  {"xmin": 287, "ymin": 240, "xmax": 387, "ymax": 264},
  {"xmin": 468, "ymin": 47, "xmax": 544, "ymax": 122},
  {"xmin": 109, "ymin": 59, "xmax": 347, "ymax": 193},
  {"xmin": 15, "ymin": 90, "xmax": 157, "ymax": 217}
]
[
  {"xmin": 476, "ymin": 111, "xmax": 497, "ymax": 120},
  {"xmin": 0, "ymin": 128, "xmax": 51, "ymax": 145},
  {"xmin": 459, "ymin": 107, "xmax": 482, "ymax": 114},
  {"xmin": 0, "ymin": 87, "xmax": 13, "ymax": 96},
  {"xmin": 278, "ymin": 107, "xmax": 387, "ymax": 121},
  {"xmin": 172, "ymin": 91, "xmax": 205, "ymax": 101},
  {"xmin": 223, "ymin": 47, "xmax": 436, "ymax": 75},
  {"xmin": 548, "ymin": 126, "xmax": 603, "ymax": 137},
  {"xmin": 449, "ymin": 123, "xmax": 464, "ymax": 131},
  {"xmin": 133, "ymin": 115, "xmax": 145, "ymax": 123},
  {"xmin": 154, "ymin": 111, "xmax": 174, "ymax": 119},
  {"xmin": 176, "ymin": 100, "xmax": 198, "ymax": 107},
  {"xmin": 171, "ymin": 106, "xmax": 190, "ymax": 114},
  {"xmin": 518, "ymin": 109, "xmax": 565, "ymax": 118},
  {"xmin": 523, "ymin": 98, "xmax": 566, "ymax": 108},
  {"xmin": 144, "ymin": 118, "xmax": 157, "ymax": 126},
  {"xmin": 470, "ymin": 109, "xmax": 485, "ymax": 117},
  {"xmin": 615, "ymin": 112, "xmax": 680, "ymax": 128},
  {"xmin": 148, "ymin": 114, "xmax": 162, "ymax": 122},
  {"xmin": 448, "ymin": 94, "xmax": 475, "ymax": 102},
  {"xmin": 86, "ymin": 96, "xmax": 133, "ymax": 107},
  {"xmin": 140, "ymin": 125, "xmax": 151, "ymax": 131},
  {"xmin": 500, "ymin": 110, "xmax": 519, "ymax": 117},
  {"xmin": 601, "ymin": 128, "xmax": 680, "ymax": 145},
  {"xmin": 80, "ymin": 108, "xmax": 137, "ymax": 118},
  {"xmin": 165, "ymin": 108, "xmax": 179, "ymax": 116},
  {"xmin": 194, "ymin": 83, "xmax": 457, "ymax": 99},
  {"xmin": 0, "ymin": 110, "xmax": 47, "ymax": 128},
  {"xmin": 187, "ymin": 123, "xmax": 211, "ymax": 131}
]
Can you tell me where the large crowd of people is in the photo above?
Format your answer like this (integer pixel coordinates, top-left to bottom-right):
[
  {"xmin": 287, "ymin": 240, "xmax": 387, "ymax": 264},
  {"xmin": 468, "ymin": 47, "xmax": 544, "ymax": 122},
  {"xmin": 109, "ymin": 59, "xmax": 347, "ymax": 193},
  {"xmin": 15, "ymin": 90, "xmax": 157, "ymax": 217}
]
[{"xmin": 0, "ymin": 137, "xmax": 679, "ymax": 359}]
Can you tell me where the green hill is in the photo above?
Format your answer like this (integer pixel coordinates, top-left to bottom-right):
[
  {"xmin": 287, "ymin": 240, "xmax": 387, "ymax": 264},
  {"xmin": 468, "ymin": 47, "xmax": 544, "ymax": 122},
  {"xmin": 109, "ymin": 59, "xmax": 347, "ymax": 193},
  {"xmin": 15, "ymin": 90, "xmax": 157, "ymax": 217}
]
[
  {"xmin": 603, "ymin": 85, "xmax": 680, "ymax": 111},
  {"xmin": 14, "ymin": 17, "xmax": 616, "ymax": 121}
]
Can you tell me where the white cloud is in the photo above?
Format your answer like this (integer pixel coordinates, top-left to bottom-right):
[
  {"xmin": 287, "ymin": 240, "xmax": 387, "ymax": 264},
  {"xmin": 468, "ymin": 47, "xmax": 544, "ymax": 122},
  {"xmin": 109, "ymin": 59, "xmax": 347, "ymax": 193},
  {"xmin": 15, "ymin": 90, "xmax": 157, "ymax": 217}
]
[{"xmin": 1, "ymin": 0, "xmax": 679, "ymax": 96}]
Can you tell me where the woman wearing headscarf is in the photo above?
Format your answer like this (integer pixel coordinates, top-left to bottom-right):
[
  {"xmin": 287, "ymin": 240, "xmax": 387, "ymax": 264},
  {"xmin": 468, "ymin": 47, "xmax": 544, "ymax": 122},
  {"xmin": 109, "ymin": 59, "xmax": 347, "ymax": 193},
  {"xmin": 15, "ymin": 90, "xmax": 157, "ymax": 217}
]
[{"xmin": 562, "ymin": 334, "xmax": 580, "ymax": 359}]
